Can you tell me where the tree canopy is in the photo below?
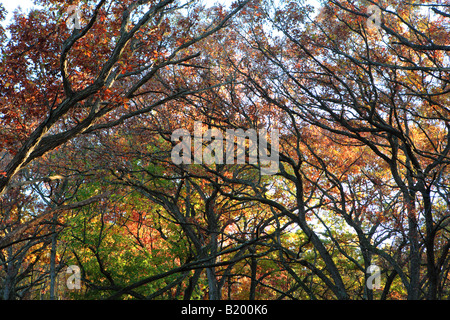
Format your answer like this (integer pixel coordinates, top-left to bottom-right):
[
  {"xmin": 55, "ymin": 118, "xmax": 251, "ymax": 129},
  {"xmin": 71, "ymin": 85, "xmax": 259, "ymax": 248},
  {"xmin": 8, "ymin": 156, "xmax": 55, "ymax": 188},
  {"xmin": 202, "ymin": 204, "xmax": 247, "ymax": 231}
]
[{"xmin": 0, "ymin": 0, "xmax": 449, "ymax": 300}]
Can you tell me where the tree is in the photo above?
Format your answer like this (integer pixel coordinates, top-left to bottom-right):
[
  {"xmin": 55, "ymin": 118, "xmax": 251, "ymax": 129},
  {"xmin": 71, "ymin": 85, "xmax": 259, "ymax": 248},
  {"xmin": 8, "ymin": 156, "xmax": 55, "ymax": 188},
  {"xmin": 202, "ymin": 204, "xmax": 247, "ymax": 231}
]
[
  {"xmin": 0, "ymin": 0, "xmax": 249, "ymax": 197},
  {"xmin": 216, "ymin": 0, "xmax": 450, "ymax": 299},
  {"xmin": 1, "ymin": 0, "xmax": 449, "ymax": 301},
  {"xmin": 0, "ymin": 0, "xmax": 250, "ymax": 299}
]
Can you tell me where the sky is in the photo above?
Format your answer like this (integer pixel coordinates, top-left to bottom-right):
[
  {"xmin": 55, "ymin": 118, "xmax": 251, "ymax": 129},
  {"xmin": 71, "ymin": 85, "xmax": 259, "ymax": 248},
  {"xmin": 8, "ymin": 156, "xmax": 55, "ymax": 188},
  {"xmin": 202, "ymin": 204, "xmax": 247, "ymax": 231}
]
[
  {"xmin": 1, "ymin": 0, "xmax": 35, "ymax": 24},
  {"xmin": 1, "ymin": 0, "xmax": 321, "ymax": 25}
]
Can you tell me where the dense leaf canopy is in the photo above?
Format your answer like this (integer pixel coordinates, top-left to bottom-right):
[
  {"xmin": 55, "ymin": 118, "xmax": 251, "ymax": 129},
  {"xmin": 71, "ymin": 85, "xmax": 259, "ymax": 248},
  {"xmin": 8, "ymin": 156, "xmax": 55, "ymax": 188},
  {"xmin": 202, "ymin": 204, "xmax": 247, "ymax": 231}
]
[{"xmin": 0, "ymin": 0, "xmax": 449, "ymax": 300}]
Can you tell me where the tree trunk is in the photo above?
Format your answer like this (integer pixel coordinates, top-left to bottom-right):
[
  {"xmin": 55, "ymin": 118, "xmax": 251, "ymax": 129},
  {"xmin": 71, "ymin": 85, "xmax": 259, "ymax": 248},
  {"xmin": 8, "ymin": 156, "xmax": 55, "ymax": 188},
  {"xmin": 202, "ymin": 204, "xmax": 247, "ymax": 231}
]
[
  {"xmin": 422, "ymin": 189, "xmax": 437, "ymax": 300},
  {"xmin": 406, "ymin": 194, "xmax": 420, "ymax": 300},
  {"xmin": 206, "ymin": 267, "xmax": 220, "ymax": 300},
  {"xmin": 49, "ymin": 212, "xmax": 58, "ymax": 300},
  {"xmin": 249, "ymin": 246, "xmax": 257, "ymax": 300},
  {"xmin": 206, "ymin": 233, "xmax": 220, "ymax": 300}
]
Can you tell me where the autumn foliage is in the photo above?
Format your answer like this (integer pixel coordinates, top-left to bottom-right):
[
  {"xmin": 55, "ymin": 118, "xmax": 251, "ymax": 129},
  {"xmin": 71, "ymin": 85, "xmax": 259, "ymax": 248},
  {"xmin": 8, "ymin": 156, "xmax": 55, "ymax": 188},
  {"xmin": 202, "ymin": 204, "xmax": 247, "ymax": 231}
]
[{"xmin": 0, "ymin": 0, "xmax": 449, "ymax": 300}]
